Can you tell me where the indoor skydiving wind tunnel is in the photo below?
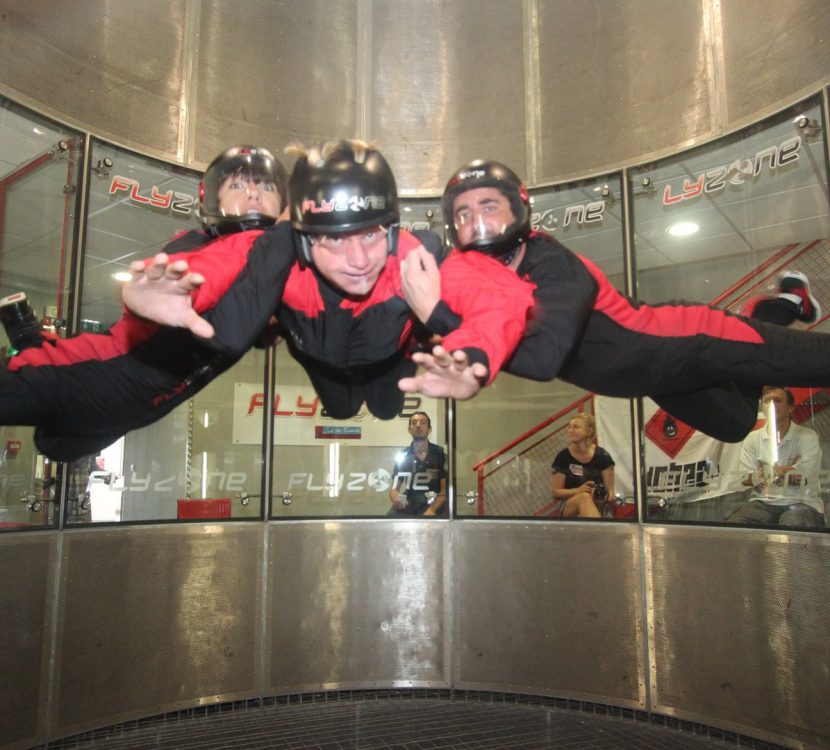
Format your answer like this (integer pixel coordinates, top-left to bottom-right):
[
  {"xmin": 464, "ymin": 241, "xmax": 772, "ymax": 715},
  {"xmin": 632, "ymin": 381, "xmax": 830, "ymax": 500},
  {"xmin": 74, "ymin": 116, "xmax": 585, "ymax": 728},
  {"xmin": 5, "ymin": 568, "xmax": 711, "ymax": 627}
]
[{"xmin": 1, "ymin": 2, "xmax": 829, "ymax": 749}]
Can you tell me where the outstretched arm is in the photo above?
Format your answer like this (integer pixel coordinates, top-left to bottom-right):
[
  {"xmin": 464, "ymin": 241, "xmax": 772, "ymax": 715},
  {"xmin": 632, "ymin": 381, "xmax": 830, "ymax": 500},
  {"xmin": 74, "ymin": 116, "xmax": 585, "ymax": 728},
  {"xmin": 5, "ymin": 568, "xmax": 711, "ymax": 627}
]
[
  {"xmin": 433, "ymin": 251, "xmax": 536, "ymax": 384},
  {"xmin": 398, "ymin": 345, "xmax": 489, "ymax": 400},
  {"xmin": 123, "ymin": 253, "xmax": 216, "ymax": 339},
  {"xmin": 123, "ymin": 222, "xmax": 296, "ymax": 358}
]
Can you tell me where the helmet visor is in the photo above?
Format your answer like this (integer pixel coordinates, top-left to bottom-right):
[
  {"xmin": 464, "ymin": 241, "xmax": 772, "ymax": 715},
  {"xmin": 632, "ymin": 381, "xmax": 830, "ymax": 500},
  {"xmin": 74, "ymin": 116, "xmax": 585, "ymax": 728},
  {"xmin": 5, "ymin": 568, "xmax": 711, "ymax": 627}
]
[
  {"xmin": 215, "ymin": 170, "xmax": 282, "ymax": 221},
  {"xmin": 450, "ymin": 186, "xmax": 517, "ymax": 251},
  {"xmin": 201, "ymin": 148, "xmax": 287, "ymax": 230}
]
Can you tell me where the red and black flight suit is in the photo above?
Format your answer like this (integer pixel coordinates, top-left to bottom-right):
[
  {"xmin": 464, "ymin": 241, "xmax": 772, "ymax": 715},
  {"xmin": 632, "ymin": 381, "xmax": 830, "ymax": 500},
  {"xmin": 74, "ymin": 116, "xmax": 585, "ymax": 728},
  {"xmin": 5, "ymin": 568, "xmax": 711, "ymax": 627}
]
[
  {"xmin": 0, "ymin": 225, "xmax": 294, "ymax": 460},
  {"xmin": 202, "ymin": 226, "xmax": 535, "ymax": 419},
  {"xmin": 0, "ymin": 223, "xmax": 534, "ymax": 460},
  {"xmin": 491, "ymin": 232, "xmax": 830, "ymax": 442}
]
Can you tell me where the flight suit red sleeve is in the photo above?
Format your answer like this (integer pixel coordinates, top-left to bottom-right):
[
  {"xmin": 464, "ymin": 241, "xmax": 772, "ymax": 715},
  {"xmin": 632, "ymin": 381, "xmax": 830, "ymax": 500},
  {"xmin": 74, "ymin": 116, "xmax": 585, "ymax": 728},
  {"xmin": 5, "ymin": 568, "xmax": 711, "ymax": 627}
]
[
  {"xmin": 436, "ymin": 251, "xmax": 536, "ymax": 383},
  {"xmin": 168, "ymin": 228, "xmax": 265, "ymax": 313},
  {"xmin": 185, "ymin": 222, "xmax": 297, "ymax": 357}
]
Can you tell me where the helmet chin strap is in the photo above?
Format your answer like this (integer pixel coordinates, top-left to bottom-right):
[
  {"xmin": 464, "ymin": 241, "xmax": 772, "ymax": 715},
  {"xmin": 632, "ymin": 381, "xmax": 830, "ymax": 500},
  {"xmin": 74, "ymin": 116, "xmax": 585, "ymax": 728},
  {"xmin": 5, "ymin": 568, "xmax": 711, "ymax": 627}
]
[
  {"xmin": 503, "ymin": 242, "xmax": 527, "ymax": 270},
  {"xmin": 468, "ymin": 218, "xmax": 520, "ymax": 265},
  {"xmin": 500, "ymin": 245, "xmax": 519, "ymax": 266}
]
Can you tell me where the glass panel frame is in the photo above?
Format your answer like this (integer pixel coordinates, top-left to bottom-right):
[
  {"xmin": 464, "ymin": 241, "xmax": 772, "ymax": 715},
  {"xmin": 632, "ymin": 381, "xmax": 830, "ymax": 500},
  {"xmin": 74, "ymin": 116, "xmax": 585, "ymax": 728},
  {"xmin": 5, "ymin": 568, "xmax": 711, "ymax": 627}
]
[
  {"xmin": 64, "ymin": 138, "xmax": 270, "ymax": 526},
  {"xmin": 262, "ymin": 197, "xmax": 452, "ymax": 520},
  {"xmin": 455, "ymin": 172, "xmax": 636, "ymax": 521},
  {"xmin": 631, "ymin": 94, "xmax": 830, "ymax": 531},
  {"xmin": 0, "ymin": 96, "xmax": 83, "ymax": 531},
  {"xmin": 1, "ymin": 88, "xmax": 829, "ymax": 531}
]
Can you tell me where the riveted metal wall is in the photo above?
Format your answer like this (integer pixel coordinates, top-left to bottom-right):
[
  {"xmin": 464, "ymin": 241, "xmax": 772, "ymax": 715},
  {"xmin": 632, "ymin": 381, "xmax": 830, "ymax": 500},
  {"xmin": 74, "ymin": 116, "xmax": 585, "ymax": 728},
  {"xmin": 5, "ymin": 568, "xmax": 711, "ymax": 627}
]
[
  {"xmin": 189, "ymin": 0, "xmax": 361, "ymax": 167},
  {"xmin": 719, "ymin": 0, "xmax": 830, "ymax": 127},
  {"xmin": 454, "ymin": 522, "xmax": 645, "ymax": 707},
  {"xmin": 0, "ymin": 0, "xmax": 189, "ymax": 161},
  {"xmin": 366, "ymin": 0, "xmax": 529, "ymax": 193},
  {"xmin": 267, "ymin": 521, "xmax": 449, "ymax": 692},
  {"xmin": 5, "ymin": 522, "xmax": 830, "ymax": 747},
  {"xmin": 0, "ymin": 532, "xmax": 56, "ymax": 750},
  {"xmin": 646, "ymin": 527, "xmax": 830, "ymax": 748},
  {"xmin": 2, "ymin": 1, "xmax": 827, "ymax": 185},
  {"xmin": 535, "ymin": 0, "xmax": 715, "ymax": 182},
  {"xmin": 49, "ymin": 525, "xmax": 264, "ymax": 740}
]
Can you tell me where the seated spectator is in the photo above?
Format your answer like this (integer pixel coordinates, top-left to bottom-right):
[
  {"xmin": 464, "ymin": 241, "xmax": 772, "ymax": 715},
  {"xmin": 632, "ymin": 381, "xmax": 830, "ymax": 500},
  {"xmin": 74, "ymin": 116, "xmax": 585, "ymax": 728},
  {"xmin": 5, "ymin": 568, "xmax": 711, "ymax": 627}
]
[
  {"xmin": 388, "ymin": 411, "xmax": 447, "ymax": 516},
  {"xmin": 550, "ymin": 414, "xmax": 615, "ymax": 518},
  {"xmin": 726, "ymin": 386, "xmax": 824, "ymax": 527}
]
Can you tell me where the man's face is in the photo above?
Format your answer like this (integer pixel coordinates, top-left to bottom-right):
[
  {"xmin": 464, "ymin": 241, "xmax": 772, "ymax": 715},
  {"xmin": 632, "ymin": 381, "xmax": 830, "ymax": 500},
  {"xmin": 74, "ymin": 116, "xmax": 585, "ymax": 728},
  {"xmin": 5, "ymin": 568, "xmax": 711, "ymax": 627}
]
[
  {"xmin": 408, "ymin": 413, "xmax": 431, "ymax": 440},
  {"xmin": 452, "ymin": 187, "xmax": 515, "ymax": 247},
  {"xmin": 310, "ymin": 226, "xmax": 389, "ymax": 297},
  {"xmin": 217, "ymin": 172, "xmax": 281, "ymax": 219},
  {"xmin": 762, "ymin": 389, "xmax": 792, "ymax": 425}
]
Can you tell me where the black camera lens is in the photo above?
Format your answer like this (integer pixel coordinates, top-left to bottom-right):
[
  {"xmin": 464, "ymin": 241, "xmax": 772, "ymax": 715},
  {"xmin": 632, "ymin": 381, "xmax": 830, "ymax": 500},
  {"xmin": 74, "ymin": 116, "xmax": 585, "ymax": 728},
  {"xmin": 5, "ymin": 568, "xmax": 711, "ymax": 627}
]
[{"xmin": 593, "ymin": 483, "xmax": 608, "ymax": 502}]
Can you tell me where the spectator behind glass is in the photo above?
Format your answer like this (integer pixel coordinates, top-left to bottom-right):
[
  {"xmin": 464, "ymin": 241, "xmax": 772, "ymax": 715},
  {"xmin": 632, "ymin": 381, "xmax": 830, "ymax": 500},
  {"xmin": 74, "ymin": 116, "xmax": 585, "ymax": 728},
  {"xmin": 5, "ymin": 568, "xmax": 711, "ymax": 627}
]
[
  {"xmin": 726, "ymin": 386, "xmax": 824, "ymax": 528},
  {"xmin": 388, "ymin": 411, "xmax": 447, "ymax": 516},
  {"xmin": 550, "ymin": 414, "xmax": 615, "ymax": 518}
]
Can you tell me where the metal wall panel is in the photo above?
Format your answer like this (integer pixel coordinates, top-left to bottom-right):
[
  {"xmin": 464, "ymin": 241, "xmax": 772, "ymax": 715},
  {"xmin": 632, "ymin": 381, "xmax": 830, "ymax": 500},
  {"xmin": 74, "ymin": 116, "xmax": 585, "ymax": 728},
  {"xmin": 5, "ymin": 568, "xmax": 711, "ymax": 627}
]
[
  {"xmin": 6, "ymin": 520, "xmax": 830, "ymax": 748},
  {"xmin": 720, "ymin": 0, "xmax": 830, "ymax": 127},
  {"xmin": 0, "ymin": 533, "xmax": 56, "ymax": 750},
  {"xmin": 0, "ymin": 0, "xmax": 187, "ymax": 161},
  {"xmin": 268, "ymin": 521, "xmax": 449, "ymax": 691},
  {"xmin": 51, "ymin": 525, "xmax": 263, "ymax": 740},
  {"xmin": 369, "ymin": 0, "xmax": 528, "ymax": 193},
  {"xmin": 191, "ymin": 0, "xmax": 360, "ymax": 168},
  {"xmin": 536, "ymin": 0, "xmax": 715, "ymax": 182},
  {"xmin": 646, "ymin": 527, "xmax": 830, "ymax": 748},
  {"xmin": 454, "ymin": 522, "xmax": 645, "ymax": 707},
  {"xmin": 1, "ymin": 1, "xmax": 829, "ymax": 186}
]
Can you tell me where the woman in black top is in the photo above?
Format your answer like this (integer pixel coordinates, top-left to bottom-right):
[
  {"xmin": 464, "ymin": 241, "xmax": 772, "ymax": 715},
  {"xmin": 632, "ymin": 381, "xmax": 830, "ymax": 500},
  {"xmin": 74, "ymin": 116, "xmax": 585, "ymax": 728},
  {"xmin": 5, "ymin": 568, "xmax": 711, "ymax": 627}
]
[{"xmin": 550, "ymin": 414, "xmax": 615, "ymax": 518}]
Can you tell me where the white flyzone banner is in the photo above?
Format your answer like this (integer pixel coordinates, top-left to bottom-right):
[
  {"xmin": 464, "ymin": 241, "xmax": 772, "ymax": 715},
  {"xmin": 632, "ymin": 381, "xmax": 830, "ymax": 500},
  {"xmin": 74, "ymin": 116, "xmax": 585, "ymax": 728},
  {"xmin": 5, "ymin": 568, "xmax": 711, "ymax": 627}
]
[
  {"xmin": 594, "ymin": 395, "xmax": 745, "ymax": 500},
  {"xmin": 233, "ymin": 383, "xmax": 421, "ymax": 447}
]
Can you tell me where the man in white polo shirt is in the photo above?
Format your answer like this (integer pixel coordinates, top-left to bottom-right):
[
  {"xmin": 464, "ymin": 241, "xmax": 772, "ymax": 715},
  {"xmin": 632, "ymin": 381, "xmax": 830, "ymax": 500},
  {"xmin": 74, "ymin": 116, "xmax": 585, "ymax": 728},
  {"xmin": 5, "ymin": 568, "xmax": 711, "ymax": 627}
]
[{"xmin": 726, "ymin": 386, "xmax": 824, "ymax": 528}]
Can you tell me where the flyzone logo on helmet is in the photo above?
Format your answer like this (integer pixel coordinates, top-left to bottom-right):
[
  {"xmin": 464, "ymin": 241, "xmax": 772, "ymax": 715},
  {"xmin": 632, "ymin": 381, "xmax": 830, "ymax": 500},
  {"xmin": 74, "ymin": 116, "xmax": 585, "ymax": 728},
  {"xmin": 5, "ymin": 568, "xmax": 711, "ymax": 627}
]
[
  {"xmin": 303, "ymin": 195, "xmax": 388, "ymax": 214},
  {"xmin": 451, "ymin": 168, "xmax": 486, "ymax": 185}
]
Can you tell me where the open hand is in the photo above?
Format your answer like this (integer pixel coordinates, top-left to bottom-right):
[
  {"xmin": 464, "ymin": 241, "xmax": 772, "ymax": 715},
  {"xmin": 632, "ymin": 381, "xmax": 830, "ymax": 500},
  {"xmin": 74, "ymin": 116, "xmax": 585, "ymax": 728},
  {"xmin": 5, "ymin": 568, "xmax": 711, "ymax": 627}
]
[
  {"xmin": 398, "ymin": 345, "xmax": 488, "ymax": 400},
  {"xmin": 123, "ymin": 252, "xmax": 215, "ymax": 339}
]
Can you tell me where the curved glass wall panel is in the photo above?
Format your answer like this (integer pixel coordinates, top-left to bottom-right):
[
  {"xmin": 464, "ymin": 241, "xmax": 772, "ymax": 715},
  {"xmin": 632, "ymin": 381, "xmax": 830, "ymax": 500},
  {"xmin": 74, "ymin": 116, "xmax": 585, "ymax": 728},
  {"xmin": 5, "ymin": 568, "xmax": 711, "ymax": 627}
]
[
  {"xmin": 65, "ymin": 140, "xmax": 269, "ymax": 524},
  {"xmin": 455, "ymin": 174, "xmax": 633, "ymax": 519},
  {"xmin": 2, "ymin": 88, "xmax": 829, "ymax": 530},
  {"xmin": 269, "ymin": 200, "xmax": 449, "ymax": 518},
  {"xmin": 632, "ymin": 95, "xmax": 830, "ymax": 530},
  {"xmin": 267, "ymin": 349, "xmax": 447, "ymax": 518},
  {"xmin": 0, "ymin": 97, "xmax": 82, "ymax": 530}
]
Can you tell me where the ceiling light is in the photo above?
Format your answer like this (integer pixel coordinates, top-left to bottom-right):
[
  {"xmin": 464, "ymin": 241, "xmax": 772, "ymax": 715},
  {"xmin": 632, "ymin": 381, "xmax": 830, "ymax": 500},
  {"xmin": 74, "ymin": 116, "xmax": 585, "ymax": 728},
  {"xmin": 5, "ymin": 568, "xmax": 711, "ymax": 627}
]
[
  {"xmin": 112, "ymin": 271, "xmax": 132, "ymax": 282},
  {"xmin": 667, "ymin": 221, "xmax": 699, "ymax": 237}
]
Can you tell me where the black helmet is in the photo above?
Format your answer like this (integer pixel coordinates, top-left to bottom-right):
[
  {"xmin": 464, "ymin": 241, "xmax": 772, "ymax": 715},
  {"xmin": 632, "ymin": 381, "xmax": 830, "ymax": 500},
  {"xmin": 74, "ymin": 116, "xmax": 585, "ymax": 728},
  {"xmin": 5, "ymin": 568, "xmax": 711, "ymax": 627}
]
[
  {"xmin": 289, "ymin": 140, "xmax": 400, "ymax": 263},
  {"xmin": 442, "ymin": 159, "xmax": 531, "ymax": 259},
  {"xmin": 200, "ymin": 145, "xmax": 288, "ymax": 235}
]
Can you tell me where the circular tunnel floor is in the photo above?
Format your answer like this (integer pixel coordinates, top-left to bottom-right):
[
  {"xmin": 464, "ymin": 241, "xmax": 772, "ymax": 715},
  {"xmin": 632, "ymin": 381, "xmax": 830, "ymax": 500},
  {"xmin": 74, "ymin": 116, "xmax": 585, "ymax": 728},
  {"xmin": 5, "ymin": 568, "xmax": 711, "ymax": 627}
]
[{"xmin": 47, "ymin": 692, "xmax": 784, "ymax": 750}]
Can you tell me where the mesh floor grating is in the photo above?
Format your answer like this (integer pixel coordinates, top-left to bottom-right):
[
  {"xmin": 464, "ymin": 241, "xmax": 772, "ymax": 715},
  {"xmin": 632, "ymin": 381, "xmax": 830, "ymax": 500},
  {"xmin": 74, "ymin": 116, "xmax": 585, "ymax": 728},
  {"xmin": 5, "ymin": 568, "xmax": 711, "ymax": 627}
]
[{"xmin": 39, "ymin": 692, "xmax": 789, "ymax": 750}]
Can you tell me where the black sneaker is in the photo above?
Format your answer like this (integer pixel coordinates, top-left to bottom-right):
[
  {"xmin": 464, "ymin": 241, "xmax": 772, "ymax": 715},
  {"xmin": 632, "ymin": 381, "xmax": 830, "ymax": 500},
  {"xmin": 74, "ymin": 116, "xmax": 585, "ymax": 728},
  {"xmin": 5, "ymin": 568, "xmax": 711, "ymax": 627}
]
[
  {"xmin": 0, "ymin": 292, "xmax": 45, "ymax": 352},
  {"xmin": 777, "ymin": 271, "xmax": 821, "ymax": 324}
]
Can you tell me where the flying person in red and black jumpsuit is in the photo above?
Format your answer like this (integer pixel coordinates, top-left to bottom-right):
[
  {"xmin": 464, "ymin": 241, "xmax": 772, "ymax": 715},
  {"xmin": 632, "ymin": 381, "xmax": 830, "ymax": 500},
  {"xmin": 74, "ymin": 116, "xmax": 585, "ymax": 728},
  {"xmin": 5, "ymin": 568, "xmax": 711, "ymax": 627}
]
[
  {"xmin": 0, "ymin": 140, "xmax": 532, "ymax": 462},
  {"xmin": 399, "ymin": 160, "xmax": 829, "ymax": 443},
  {"xmin": 0, "ymin": 146, "xmax": 292, "ymax": 460},
  {"xmin": 124, "ymin": 139, "xmax": 536, "ymax": 423}
]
